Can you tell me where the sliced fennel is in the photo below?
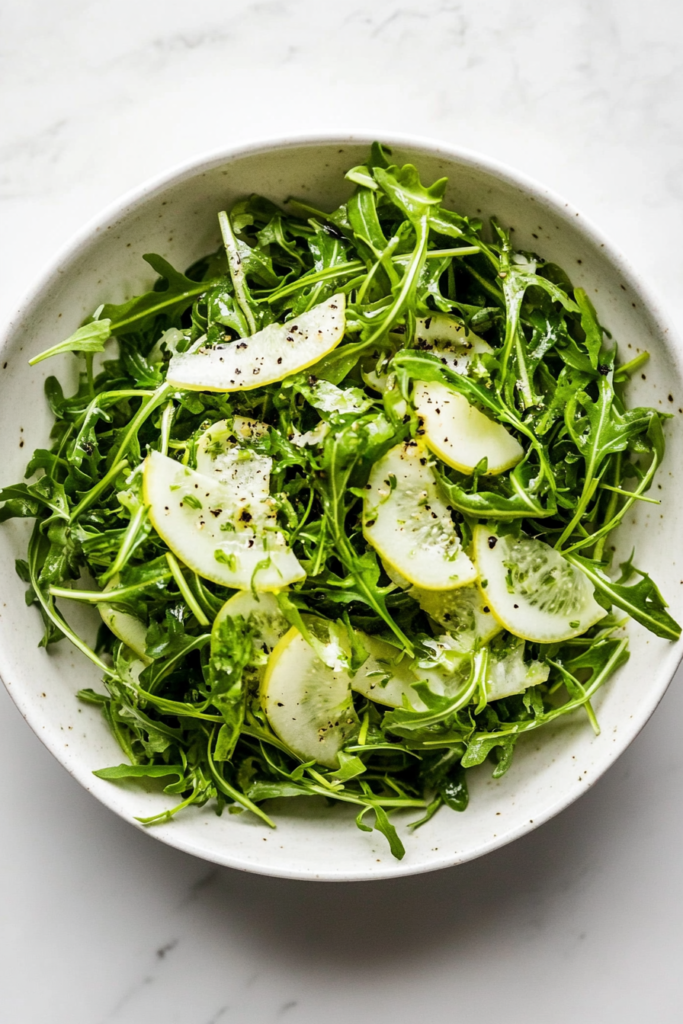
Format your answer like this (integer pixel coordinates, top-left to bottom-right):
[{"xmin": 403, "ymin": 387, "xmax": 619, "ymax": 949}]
[
  {"xmin": 363, "ymin": 441, "xmax": 477, "ymax": 590},
  {"xmin": 143, "ymin": 451, "xmax": 305, "ymax": 590},
  {"xmin": 414, "ymin": 380, "xmax": 524, "ymax": 475},
  {"xmin": 166, "ymin": 293, "xmax": 346, "ymax": 392},
  {"xmin": 473, "ymin": 526, "xmax": 606, "ymax": 643}
]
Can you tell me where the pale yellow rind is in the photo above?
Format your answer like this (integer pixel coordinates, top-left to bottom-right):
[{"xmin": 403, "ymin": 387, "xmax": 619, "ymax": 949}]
[
  {"xmin": 143, "ymin": 451, "xmax": 305, "ymax": 591},
  {"xmin": 473, "ymin": 526, "xmax": 606, "ymax": 643},
  {"xmin": 166, "ymin": 294, "xmax": 346, "ymax": 392},
  {"xmin": 363, "ymin": 440, "xmax": 477, "ymax": 591},
  {"xmin": 414, "ymin": 381, "xmax": 524, "ymax": 476}
]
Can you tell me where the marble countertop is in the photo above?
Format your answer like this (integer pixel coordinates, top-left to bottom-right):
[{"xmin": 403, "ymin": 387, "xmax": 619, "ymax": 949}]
[{"xmin": 2, "ymin": 2, "xmax": 683, "ymax": 1021}]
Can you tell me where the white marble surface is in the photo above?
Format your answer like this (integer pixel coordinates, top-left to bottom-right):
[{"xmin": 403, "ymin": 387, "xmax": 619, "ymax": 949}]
[{"xmin": 2, "ymin": 1, "xmax": 683, "ymax": 1020}]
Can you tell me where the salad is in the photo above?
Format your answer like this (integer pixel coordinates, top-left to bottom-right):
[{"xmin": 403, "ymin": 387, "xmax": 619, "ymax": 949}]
[{"xmin": 1, "ymin": 143, "xmax": 679, "ymax": 860}]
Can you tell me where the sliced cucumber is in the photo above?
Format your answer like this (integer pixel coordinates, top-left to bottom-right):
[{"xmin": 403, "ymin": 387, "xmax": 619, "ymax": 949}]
[
  {"xmin": 99, "ymin": 605, "xmax": 151, "ymax": 663},
  {"xmin": 363, "ymin": 440, "xmax": 476, "ymax": 590},
  {"xmin": 143, "ymin": 451, "xmax": 305, "ymax": 591},
  {"xmin": 261, "ymin": 626, "xmax": 359, "ymax": 767},
  {"xmin": 410, "ymin": 583, "xmax": 502, "ymax": 644},
  {"xmin": 414, "ymin": 380, "xmax": 524, "ymax": 475},
  {"xmin": 411, "ymin": 312, "xmax": 492, "ymax": 373},
  {"xmin": 167, "ymin": 293, "xmax": 346, "ymax": 392},
  {"xmin": 195, "ymin": 419, "xmax": 274, "ymax": 526},
  {"xmin": 409, "ymin": 635, "xmax": 471, "ymax": 695},
  {"xmin": 485, "ymin": 643, "xmax": 549, "ymax": 701},
  {"xmin": 99, "ymin": 575, "xmax": 151, "ymax": 663},
  {"xmin": 213, "ymin": 590, "xmax": 289, "ymax": 657},
  {"xmin": 473, "ymin": 526, "xmax": 606, "ymax": 643},
  {"xmin": 351, "ymin": 633, "xmax": 427, "ymax": 710}
]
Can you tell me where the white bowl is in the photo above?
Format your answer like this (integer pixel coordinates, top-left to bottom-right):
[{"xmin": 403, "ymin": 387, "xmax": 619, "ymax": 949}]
[{"xmin": 1, "ymin": 133, "xmax": 682, "ymax": 881}]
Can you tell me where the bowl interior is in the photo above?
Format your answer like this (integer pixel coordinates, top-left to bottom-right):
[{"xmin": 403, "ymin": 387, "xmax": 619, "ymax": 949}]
[{"xmin": 1, "ymin": 136, "xmax": 682, "ymax": 880}]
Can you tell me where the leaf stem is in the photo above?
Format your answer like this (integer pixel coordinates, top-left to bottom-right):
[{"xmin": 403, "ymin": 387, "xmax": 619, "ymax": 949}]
[
  {"xmin": 218, "ymin": 210, "xmax": 258, "ymax": 335},
  {"xmin": 49, "ymin": 574, "xmax": 171, "ymax": 603},
  {"xmin": 599, "ymin": 483, "xmax": 660, "ymax": 505},
  {"xmin": 207, "ymin": 728, "xmax": 276, "ymax": 828},
  {"xmin": 165, "ymin": 552, "xmax": 210, "ymax": 626}
]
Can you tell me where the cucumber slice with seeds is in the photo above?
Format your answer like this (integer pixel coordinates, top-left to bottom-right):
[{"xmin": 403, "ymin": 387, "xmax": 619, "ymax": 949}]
[
  {"xmin": 473, "ymin": 526, "xmax": 606, "ymax": 643},
  {"xmin": 262, "ymin": 626, "xmax": 359, "ymax": 767},
  {"xmin": 410, "ymin": 582, "xmax": 502, "ymax": 645},
  {"xmin": 363, "ymin": 440, "xmax": 476, "ymax": 591}
]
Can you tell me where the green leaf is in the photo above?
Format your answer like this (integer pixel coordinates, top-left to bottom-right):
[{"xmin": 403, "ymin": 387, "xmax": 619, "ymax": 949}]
[
  {"xmin": 0, "ymin": 483, "xmax": 43, "ymax": 523},
  {"xmin": 100, "ymin": 254, "xmax": 210, "ymax": 334},
  {"xmin": 348, "ymin": 186, "xmax": 389, "ymax": 256},
  {"xmin": 439, "ymin": 768, "xmax": 469, "ymax": 811},
  {"xmin": 247, "ymin": 780, "xmax": 310, "ymax": 801},
  {"xmin": 373, "ymin": 164, "xmax": 447, "ymax": 222},
  {"xmin": 345, "ymin": 165, "xmax": 379, "ymax": 190},
  {"xmin": 207, "ymin": 614, "xmax": 254, "ymax": 760},
  {"xmin": 574, "ymin": 288, "xmax": 604, "ymax": 369},
  {"xmin": 371, "ymin": 804, "xmax": 405, "ymax": 860},
  {"xmin": 436, "ymin": 464, "xmax": 556, "ymax": 520},
  {"xmin": 119, "ymin": 340, "xmax": 163, "ymax": 386},
  {"xmin": 92, "ymin": 763, "xmax": 185, "ymax": 783},
  {"xmin": 557, "ymin": 374, "xmax": 660, "ymax": 547},
  {"xmin": 565, "ymin": 375, "xmax": 655, "ymax": 472},
  {"xmin": 568, "ymin": 554, "xmax": 681, "ymax": 640},
  {"xmin": 28, "ymin": 319, "xmax": 111, "ymax": 366},
  {"xmin": 328, "ymin": 750, "xmax": 367, "ymax": 782}
]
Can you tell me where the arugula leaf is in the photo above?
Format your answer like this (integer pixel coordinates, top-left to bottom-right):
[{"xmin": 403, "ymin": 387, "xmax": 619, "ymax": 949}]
[
  {"xmin": 0, "ymin": 483, "xmax": 43, "ymax": 522},
  {"xmin": 29, "ymin": 319, "xmax": 111, "ymax": 366},
  {"xmin": 102, "ymin": 254, "xmax": 211, "ymax": 334},
  {"xmin": 436, "ymin": 463, "xmax": 556, "ymax": 520},
  {"xmin": 574, "ymin": 288, "xmax": 604, "ymax": 369},
  {"xmin": 568, "ymin": 555, "xmax": 681, "ymax": 641},
  {"xmin": 93, "ymin": 763, "xmax": 185, "ymax": 784},
  {"xmin": 558, "ymin": 374, "xmax": 659, "ymax": 548}
]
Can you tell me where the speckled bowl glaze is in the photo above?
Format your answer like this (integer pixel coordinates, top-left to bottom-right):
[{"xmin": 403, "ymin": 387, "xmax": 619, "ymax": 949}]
[{"xmin": 1, "ymin": 134, "xmax": 681, "ymax": 881}]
